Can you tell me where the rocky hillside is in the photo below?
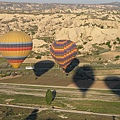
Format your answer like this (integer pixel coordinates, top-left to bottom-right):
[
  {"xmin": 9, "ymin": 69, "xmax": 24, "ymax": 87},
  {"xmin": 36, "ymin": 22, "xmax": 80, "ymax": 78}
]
[{"xmin": 0, "ymin": 2, "xmax": 120, "ymax": 57}]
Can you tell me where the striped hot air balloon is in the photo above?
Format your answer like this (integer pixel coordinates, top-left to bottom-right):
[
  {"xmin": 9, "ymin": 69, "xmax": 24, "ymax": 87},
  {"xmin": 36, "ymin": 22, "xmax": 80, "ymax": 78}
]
[
  {"xmin": 50, "ymin": 40, "xmax": 77, "ymax": 71},
  {"xmin": 0, "ymin": 31, "xmax": 33, "ymax": 68}
]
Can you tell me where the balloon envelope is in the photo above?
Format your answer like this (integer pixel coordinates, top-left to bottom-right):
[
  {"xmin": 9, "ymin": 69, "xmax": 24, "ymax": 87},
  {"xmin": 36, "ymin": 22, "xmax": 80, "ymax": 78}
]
[
  {"xmin": 0, "ymin": 31, "xmax": 32, "ymax": 68},
  {"xmin": 50, "ymin": 40, "xmax": 77, "ymax": 71}
]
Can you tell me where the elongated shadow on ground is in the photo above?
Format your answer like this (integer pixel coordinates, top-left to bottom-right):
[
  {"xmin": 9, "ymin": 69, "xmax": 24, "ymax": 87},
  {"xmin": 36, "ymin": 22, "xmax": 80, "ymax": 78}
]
[
  {"xmin": 33, "ymin": 60, "xmax": 54, "ymax": 79},
  {"xmin": 45, "ymin": 118, "xmax": 57, "ymax": 120},
  {"xmin": 72, "ymin": 65, "xmax": 95, "ymax": 97},
  {"xmin": 65, "ymin": 58, "xmax": 80, "ymax": 75},
  {"xmin": 52, "ymin": 90, "xmax": 57, "ymax": 101},
  {"xmin": 104, "ymin": 76, "xmax": 120, "ymax": 97},
  {"xmin": 24, "ymin": 109, "xmax": 39, "ymax": 120}
]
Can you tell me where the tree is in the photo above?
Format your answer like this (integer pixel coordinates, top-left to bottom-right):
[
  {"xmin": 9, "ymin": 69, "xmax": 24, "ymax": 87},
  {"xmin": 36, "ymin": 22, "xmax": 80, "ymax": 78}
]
[{"xmin": 45, "ymin": 89, "xmax": 53, "ymax": 105}]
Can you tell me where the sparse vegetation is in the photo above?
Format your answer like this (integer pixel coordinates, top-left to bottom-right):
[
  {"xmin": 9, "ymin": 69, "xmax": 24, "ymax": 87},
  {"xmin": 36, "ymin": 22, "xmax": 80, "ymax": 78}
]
[
  {"xmin": 101, "ymin": 15, "xmax": 109, "ymax": 20},
  {"xmin": 39, "ymin": 37, "xmax": 54, "ymax": 43},
  {"xmin": 77, "ymin": 45, "xmax": 83, "ymax": 49},
  {"xmin": 35, "ymin": 55, "xmax": 41, "ymax": 59},
  {"xmin": 116, "ymin": 37, "xmax": 120, "ymax": 44},
  {"xmin": 115, "ymin": 55, "xmax": 120, "ymax": 60},
  {"xmin": 106, "ymin": 41, "xmax": 111, "ymax": 48}
]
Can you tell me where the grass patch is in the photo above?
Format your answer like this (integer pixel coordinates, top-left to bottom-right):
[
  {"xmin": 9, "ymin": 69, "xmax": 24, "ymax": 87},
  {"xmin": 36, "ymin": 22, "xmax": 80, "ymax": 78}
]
[
  {"xmin": 0, "ymin": 93, "xmax": 46, "ymax": 105},
  {"xmin": 0, "ymin": 106, "xmax": 119, "ymax": 120},
  {"xmin": 0, "ymin": 106, "xmax": 32, "ymax": 120},
  {"xmin": 62, "ymin": 99, "xmax": 120, "ymax": 114},
  {"xmin": 0, "ymin": 90, "xmax": 120, "ymax": 115}
]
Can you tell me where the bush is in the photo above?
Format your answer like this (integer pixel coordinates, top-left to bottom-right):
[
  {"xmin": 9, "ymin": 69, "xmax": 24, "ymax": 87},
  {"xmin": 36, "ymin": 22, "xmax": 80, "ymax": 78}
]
[
  {"xmin": 45, "ymin": 89, "xmax": 53, "ymax": 105},
  {"xmin": 11, "ymin": 72, "xmax": 17, "ymax": 77},
  {"xmin": 35, "ymin": 55, "xmax": 41, "ymax": 59},
  {"xmin": 106, "ymin": 41, "xmax": 111, "ymax": 48},
  {"xmin": 77, "ymin": 45, "xmax": 83, "ymax": 49},
  {"xmin": 116, "ymin": 37, "xmax": 120, "ymax": 44},
  {"xmin": 115, "ymin": 55, "xmax": 120, "ymax": 60},
  {"xmin": 0, "ymin": 74, "xmax": 7, "ymax": 77},
  {"xmin": 6, "ymin": 71, "xmax": 11, "ymax": 76}
]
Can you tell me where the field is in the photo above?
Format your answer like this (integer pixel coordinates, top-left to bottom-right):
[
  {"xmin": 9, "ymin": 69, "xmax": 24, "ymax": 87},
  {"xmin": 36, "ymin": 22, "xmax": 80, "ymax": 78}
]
[
  {"xmin": 0, "ymin": 83, "xmax": 120, "ymax": 120},
  {"xmin": 1, "ymin": 106, "xmax": 119, "ymax": 120},
  {"xmin": 0, "ymin": 52, "xmax": 120, "ymax": 119}
]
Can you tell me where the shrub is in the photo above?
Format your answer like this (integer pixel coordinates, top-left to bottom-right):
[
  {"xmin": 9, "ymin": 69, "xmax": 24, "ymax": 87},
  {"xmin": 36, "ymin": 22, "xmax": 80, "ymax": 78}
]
[
  {"xmin": 116, "ymin": 37, "xmax": 120, "ymax": 44},
  {"xmin": 6, "ymin": 72, "xmax": 11, "ymax": 76},
  {"xmin": 11, "ymin": 72, "xmax": 17, "ymax": 76},
  {"xmin": 35, "ymin": 55, "xmax": 41, "ymax": 59},
  {"xmin": 115, "ymin": 55, "xmax": 120, "ymax": 60},
  {"xmin": 106, "ymin": 41, "xmax": 111, "ymax": 48},
  {"xmin": 0, "ymin": 74, "xmax": 7, "ymax": 77},
  {"xmin": 101, "ymin": 15, "xmax": 109, "ymax": 20},
  {"xmin": 45, "ymin": 89, "xmax": 53, "ymax": 105},
  {"xmin": 101, "ymin": 26, "xmax": 104, "ymax": 29},
  {"xmin": 77, "ymin": 45, "xmax": 83, "ymax": 49},
  {"xmin": 83, "ymin": 42, "xmax": 87, "ymax": 45}
]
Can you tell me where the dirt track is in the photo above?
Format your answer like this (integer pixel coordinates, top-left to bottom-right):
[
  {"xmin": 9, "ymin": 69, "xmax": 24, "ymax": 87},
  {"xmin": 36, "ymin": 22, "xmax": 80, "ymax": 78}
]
[
  {"xmin": 0, "ymin": 104, "xmax": 120, "ymax": 117},
  {"xmin": 0, "ymin": 74, "xmax": 120, "ymax": 90},
  {"xmin": 0, "ymin": 83, "xmax": 120, "ymax": 117}
]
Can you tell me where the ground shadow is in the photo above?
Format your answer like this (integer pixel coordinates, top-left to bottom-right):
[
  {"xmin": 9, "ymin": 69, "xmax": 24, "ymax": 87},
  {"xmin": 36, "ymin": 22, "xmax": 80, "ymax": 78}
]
[
  {"xmin": 72, "ymin": 65, "xmax": 95, "ymax": 97},
  {"xmin": 65, "ymin": 58, "xmax": 80, "ymax": 75},
  {"xmin": 45, "ymin": 118, "xmax": 57, "ymax": 120},
  {"xmin": 52, "ymin": 90, "xmax": 57, "ymax": 101},
  {"xmin": 104, "ymin": 76, "xmax": 120, "ymax": 97},
  {"xmin": 33, "ymin": 60, "xmax": 54, "ymax": 79},
  {"xmin": 24, "ymin": 109, "xmax": 39, "ymax": 120}
]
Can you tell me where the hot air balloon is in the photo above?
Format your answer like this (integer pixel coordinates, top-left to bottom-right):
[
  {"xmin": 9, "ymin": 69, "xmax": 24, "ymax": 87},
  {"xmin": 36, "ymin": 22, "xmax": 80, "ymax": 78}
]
[
  {"xmin": 0, "ymin": 31, "xmax": 33, "ymax": 68},
  {"xmin": 50, "ymin": 40, "xmax": 77, "ymax": 73}
]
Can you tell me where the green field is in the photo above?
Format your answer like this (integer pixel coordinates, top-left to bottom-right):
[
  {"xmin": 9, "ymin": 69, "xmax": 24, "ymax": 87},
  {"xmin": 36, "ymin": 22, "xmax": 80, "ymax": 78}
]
[
  {"xmin": 0, "ymin": 106, "xmax": 120, "ymax": 120},
  {"xmin": 0, "ymin": 54, "xmax": 120, "ymax": 120},
  {"xmin": 0, "ymin": 83, "xmax": 120, "ymax": 119}
]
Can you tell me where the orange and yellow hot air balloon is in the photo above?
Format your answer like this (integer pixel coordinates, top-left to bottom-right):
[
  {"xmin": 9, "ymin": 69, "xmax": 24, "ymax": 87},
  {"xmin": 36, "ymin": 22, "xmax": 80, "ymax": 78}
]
[
  {"xmin": 0, "ymin": 31, "xmax": 33, "ymax": 68},
  {"xmin": 50, "ymin": 40, "xmax": 77, "ymax": 72}
]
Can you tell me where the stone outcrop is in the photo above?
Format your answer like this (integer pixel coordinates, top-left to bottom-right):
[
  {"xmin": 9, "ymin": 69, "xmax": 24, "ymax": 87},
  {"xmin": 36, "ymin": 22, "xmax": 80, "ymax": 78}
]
[{"xmin": 0, "ymin": 11, "xmax": 120, "ymax": 54}]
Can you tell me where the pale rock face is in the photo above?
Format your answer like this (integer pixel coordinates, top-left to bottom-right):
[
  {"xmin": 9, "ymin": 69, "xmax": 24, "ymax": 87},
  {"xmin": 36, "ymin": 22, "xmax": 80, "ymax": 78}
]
[
  {"xmin": 90, "ymin": 27, "xmax": 105, "ymax": 44},
  {"xmin": 68, "ymin": 28, "xmax": 79, "ymax": 42},
  {"xmin": 33, "ymin": 47, "xmax": 47, "ymax": 53},
  {"xmin": 0, "ymin": 12, "xmax": 120, "ymax": 54},
  {"xmin": 32, "ymin": 39, "xmax": 47, "ymax": 53},
  {"xmin": 55, "ymin": 28, "xmax": 69, "ymax": 40},
  {"xmin": 32, "ymin": 39, "xmax": 47, "ymax": 48},
  {"xmin": 0, "ymin": 14, "xmax": 14, "ymax": 22},
  {"xmin": 83, "ymin": 42, "xmax": 94, "ymax": 52},
  {"xmin": 5, "ymin": 24, "xmax": 10, "ymax": 33},
  {"xmin": 111, "ymin": 45, "xmax": 116, "ymax": 51},
  {"xmin": 14, "ymin": 22, "xmax": 19, "ymax": 28},
  {"xmin": 76, "ymin": 41, "xmax": 83, "ymax": 46}
]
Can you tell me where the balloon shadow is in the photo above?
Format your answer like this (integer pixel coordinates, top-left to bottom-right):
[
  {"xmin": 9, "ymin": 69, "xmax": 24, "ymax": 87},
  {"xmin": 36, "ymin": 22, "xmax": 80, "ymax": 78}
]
[
  {"xmin": 65, "ymin": 58, "xmax": 80, "ymax": 75},
  {"xmin": 25, "ymin": 109, "xmax": 39, "ymax": 120},
  {"xmin": 72, "ymin": 65, "xmax": 95, "ymax": 97},
  {"xmin": 33, "ymin": 60, "xmax": 54, "ymax": 79},
  {"xmin": 104, "ymin": 76, "xmax": 120, "ymax": 97}
]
